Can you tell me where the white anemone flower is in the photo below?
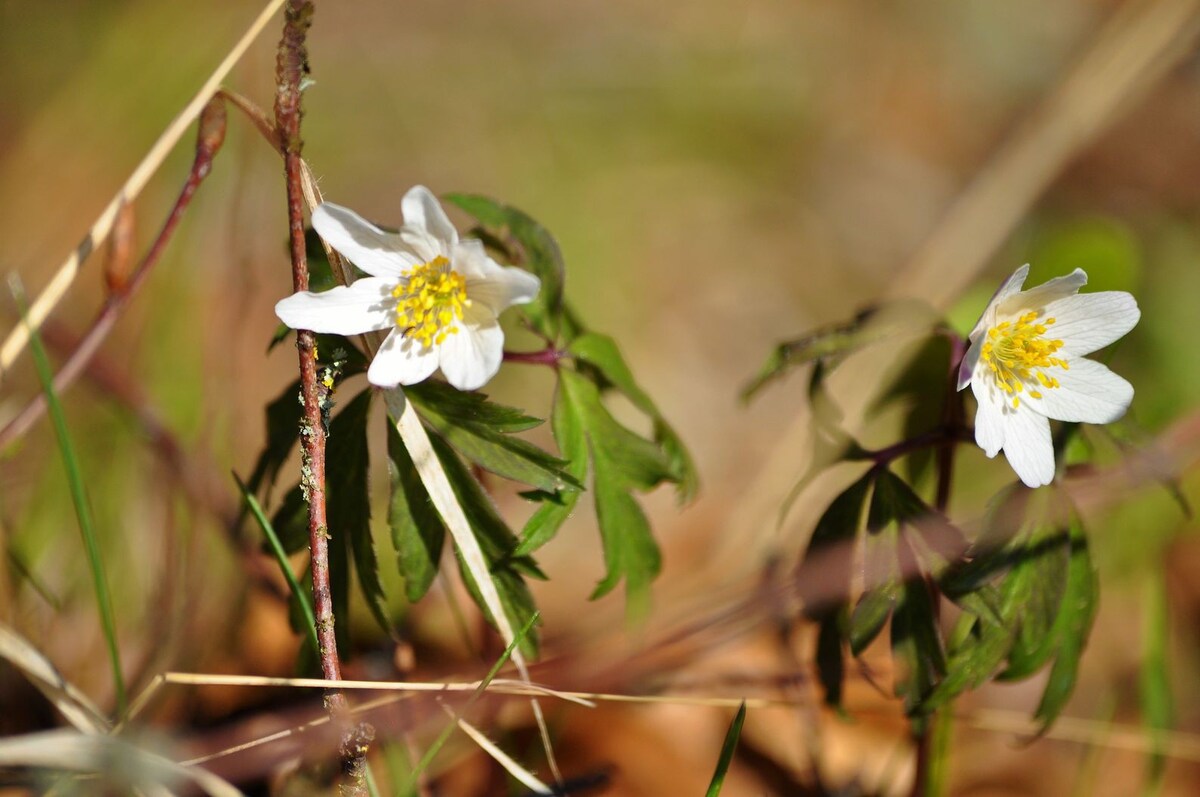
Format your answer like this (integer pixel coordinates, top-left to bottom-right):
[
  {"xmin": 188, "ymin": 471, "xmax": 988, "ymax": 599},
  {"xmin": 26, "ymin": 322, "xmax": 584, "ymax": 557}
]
[
  {"xmin": 275, "ymin": 186, "xmax": 540, "ymax": 391},
  {"xmin": 957, "ymin": 265, "xmax": 1140, "ymax": 488}
]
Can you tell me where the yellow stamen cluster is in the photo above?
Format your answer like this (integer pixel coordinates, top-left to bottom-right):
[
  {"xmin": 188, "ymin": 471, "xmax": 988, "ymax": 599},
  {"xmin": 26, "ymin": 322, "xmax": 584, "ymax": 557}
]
[
  {"xmin": 392, "ymin": 255, "xmax": 470, "ymax": 348},
  {"xmin": 980, "ymin": 310, "xmax": 1069, "ymax": 409}
]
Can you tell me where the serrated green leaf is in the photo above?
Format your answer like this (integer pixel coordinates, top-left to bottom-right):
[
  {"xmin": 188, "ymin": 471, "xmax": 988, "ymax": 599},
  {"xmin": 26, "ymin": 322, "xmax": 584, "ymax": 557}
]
[
  {"xmin": 1032, "ymin": 511, "xmax": 1097, "ymax": 730},
  {"xmin": 443, "ymin": 193, "xmax": 565, "ymax": 339},
  {"xmin": 891, "ymin": 549, "xmax": 946, "ymax": 724},
  {"xmin": 387, "ymin": 423, "xmax": 445, "ymax": 603},
  {"xmin": 568, "ymin": 333, "xmax": 698, "ymax": 501},
  {"xmin": 246, "ymin": 378, "xmax": 303, "ymax": 498},
  {"xmin": 406, "ymin": 380, "xmax": 581, "ymax": 493},
  {"xmin": 562, "ymin": 368, "xmax": 674, "ymax": 491},
  {"xmin": 270, "ymin": 484, "xmax": 308, "ymax": 554},
  {"xmin": 849, "ymin": 587, "xmax": 895, "ymax": 657},
  {"xmin": 799, "ymin": 471, "xmax": 874, "ymax": 621},
  {"xmin": 407, "ymin": 381, "xmax": 544, "ymax": 433},
  {"xmin": 425, "ymin": 431, "xmax": 541, "ymax": 657},
  {"xmin": 327, "ymin": 389, "xmax": 391, "ymax": 636},
  {"xmin": 589, "ymin": 461, "xmax": 661, "ymax": 612},
  {"xmin": 515, "ymin": 381, "xmax": 588, "ymax": 556}
]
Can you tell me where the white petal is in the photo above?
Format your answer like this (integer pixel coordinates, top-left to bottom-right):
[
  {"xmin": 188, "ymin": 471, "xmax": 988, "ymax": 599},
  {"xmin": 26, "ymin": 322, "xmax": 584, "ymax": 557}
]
[
  {"xmin": 998, "ymin": 268, "xmax": 1086, "ymax": 317},
  {"xmin": 971, "ymin": 372, "xmax": 1006, "ymax": 457},
  {"xmin": 958, "ymin": 334, "xmax": 984, "ymax": 391},
  {"xmin": 1026, "ymin": 357, "xmax": 1133, "ymax": 424},
  {"xmin": 1001, "ymin": 406, "xmax": 1055, "ymax": 488},
  {"xmin": 437, "ymin": 304, "xmax": 504, "ymax": 391},
  {"xmin": 398, "ymin": 225, "xmax": 448, "ymax": 263},
  {"xmin": 452, "ymin": 239, "xmax": 496, "ymax": 280},
  {"xmin": 275, "ymin": 278, "xmax": 396, "ymax": 334},
  {"xmin": 311, "ymin": 204, "xmax": 420, "ymax": 277},
  {"xmin": 968, "ymin": 265, "xmax": 1030, "ymax": 342},
  {"xmin": 367, "ymin": 328, "xmax": 438, "ymax": 388},
  {"xmin": 401, "ymin": 186, "xmax": 458, "ymax": 248},
  {"xmin": 467, "ymin": 266, "xmax": 541, "ymax": 315},
  {"xmin": 1041, "ymin": 291, "xmax": 1141, "ymax": 357}
]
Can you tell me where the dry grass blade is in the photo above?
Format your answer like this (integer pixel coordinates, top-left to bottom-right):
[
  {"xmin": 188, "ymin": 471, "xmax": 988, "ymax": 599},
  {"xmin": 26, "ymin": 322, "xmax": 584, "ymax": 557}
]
[
  {"xmin": 444, "ymin": 707, "xmax": 554, "ymax": 795},
  {"xmin": 0, "ymin": 730, "xmax": 243, "ymax": 797},
  {"xmin": 0, "ymin": 0, "xmax": 286, "ymax": 381},
  {"xmin": 0, "ymin": 623, "xmax": 109, "ymax": 734},
  {"xmin": 886, "ymin": 0, "xmax": 1200, "ymax": 309}
]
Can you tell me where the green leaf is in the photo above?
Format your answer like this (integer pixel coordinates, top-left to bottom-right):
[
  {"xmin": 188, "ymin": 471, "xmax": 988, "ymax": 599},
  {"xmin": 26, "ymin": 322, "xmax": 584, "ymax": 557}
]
[
  {"xmin": 246, "ymin": 378, "xmax": 303, "ymax": 498},
  {"xmin": 326, "ymin": 389, "xmax": 391, "ymax": 636},
  {"xmin": 568, "ymin": 332, "xmax": 698, "ymax": 501},
  {"xmin": 799, "ymin": 470, "xmax": 874, "ymax": 621},
  {"xmin": 849, "ymin": 586, "xmax": 895, "ymax": 657},
  {"xmin": 891, "ymin": 548, "xmax": 946, "ymax": 725},
  {"xmin": 407, "ymin": 380, "xmax": 544, "ymax": 433},
  {"xmin": 563, "ymin": 368, "xmax": 674, "ymax": 490},
  {"xmin": 515, "ymin": 380, "xmax": 588, "ymax": 556},
  {"xmin": 408, "ymin": 384, "xmax": 581, "ymax": 493},
  {"xmin": 443, "ymin": 193, "xmax": 566, "ymax": 339},
  {"xmin": 741, "ymin": 301, "xmax": 933, "ymax": 403},
  {"xmin": 815, "ymin": 613, "xmax": 846, "ymax": 709},
  {"xmin": 270, "ymin": 484, "xmax": 309, "ymax": 554},
  {"xmin": 1139, "ymin": 573, "xmax": 1173, "ymax": 788},
  {"xmin": 235, "ymin": 474, "xmax": 321, "ymax": 659},
  {"xmin": 387, "ymin": 423, "xmax": 445, "ymax": 603},
  {"xmin": 1031, "ymin": 511, "xmax": 1097, "ymax": 730},
  {"xmin": 589, "ymin": 460, "xmax": 661, "ymax": 610},
  {"xmin": 425, "ymin": 431, "xmax": 542, "ymax": 657},
  {"xmin": 705, "ymin": 702, "xmax": 747, "ymax": 797},
  {"xmin": 559, "ymin": 369, "xmax": 665, "ymax": 606}
]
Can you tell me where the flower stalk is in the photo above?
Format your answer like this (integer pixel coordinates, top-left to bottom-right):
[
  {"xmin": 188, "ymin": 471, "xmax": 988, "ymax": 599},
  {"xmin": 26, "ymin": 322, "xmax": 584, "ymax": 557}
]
[{"xmin": 273, "ymin": 1, "xmax": 372, "ymax": 791}]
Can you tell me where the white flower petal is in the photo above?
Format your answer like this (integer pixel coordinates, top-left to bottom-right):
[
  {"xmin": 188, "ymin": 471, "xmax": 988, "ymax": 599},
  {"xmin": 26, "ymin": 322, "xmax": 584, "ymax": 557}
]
[
  {"xmin": 311, "ymin": 204, "xmax": 420, "ymax": 277},
  {"xmin": 467, "ymin": 266, "xmax": 541, "ymax": 315},
  {"xmin": 275, "ymin": 277, "xmax": 396, "ymax": 334},
  {"xmin": 968, "ymin": 265, "xmax": 1030, "ymax": 342},
  {"xmin": 401, "ymin": 185, "xmax": 458, "ymax": 248},
  {"xmin": 1001, "ymin": 405, "xmax": 1055, "ymax": 488},
  {"xmin": 437, "ymin": 305, "xmax": 504, "ymax": 391},
  {"xmin": 958, "ymin": 334, "xmax": 984, "ymax": 391},
  {"xmin": 998, "ymin": 268, "xmax": 1086, "ymax": 317},
  {"xmin": 452, "ymin": 239, "xmax": 496, "ymax": 280},
  {"xmin": 399, "ymin": 225, "xmax": 448, "ymax": 263},
  {"xmin": 971, "ymin": 373, "xmax": 1006, "ymax": 457},
  {"xmin": 1026, "ymin": 357, "xmax": 1133, "ymax": 424},
  {"xmin": 367, "ymin": 328, "xmax": 438, "ymax": 388},
  {"xmin": 1042, "ymin": 291, "xmax": 1141, "ymax": 357}
]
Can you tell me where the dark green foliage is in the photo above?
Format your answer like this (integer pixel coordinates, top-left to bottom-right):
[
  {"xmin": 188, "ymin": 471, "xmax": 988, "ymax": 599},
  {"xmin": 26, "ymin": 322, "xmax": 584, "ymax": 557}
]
[
  {"xmin": 444, "ymin": 193, "xmax": 566, "ymax": 340},
  {"xmin": 407, "ymin": 381, "xmax": 580, "ymax": 493},
  {"xmin": 387, "ymin": 423, "xmax": 445, "ymax": 603},
  {"xmin": 426, "ymin": 432, "xmax": 542, "ymax": 658}
]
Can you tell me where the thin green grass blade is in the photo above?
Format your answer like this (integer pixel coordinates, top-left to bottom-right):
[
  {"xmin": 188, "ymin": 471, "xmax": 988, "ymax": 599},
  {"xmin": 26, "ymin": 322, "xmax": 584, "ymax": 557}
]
[
  {"xmin": 705, "ymin": 701, "xmax": 747, "ymax": 797},
  {"xmin": 12, "ymin": 279, "xmax": 125, "ymax": 713},
  {"xmin": 402, "ymin": 612, "xmax": 541, "ymax": 794},
  {"xmin": 233, "ymin": 473, "xmax": 320, "ymax": 658}
]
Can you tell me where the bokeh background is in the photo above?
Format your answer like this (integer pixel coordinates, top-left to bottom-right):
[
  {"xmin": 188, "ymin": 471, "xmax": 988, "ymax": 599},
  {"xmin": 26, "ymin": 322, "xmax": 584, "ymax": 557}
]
[{"xmin": 2, "ymin": 0, "xmax": 1200, "ymax": 794}]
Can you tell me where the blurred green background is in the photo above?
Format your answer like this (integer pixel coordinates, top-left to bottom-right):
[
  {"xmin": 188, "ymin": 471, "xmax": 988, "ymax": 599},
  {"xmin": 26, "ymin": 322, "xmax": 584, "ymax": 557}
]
[{"xmin": 1, "ymin": 0, "xmax": 1199, "ymax": 794}]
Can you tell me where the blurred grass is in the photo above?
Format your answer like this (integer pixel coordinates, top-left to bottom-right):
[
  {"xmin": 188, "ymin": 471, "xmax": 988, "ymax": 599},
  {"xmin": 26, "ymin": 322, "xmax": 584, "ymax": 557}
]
[{"xmin": 0, "ymin": 0, "xmax": 1199, "ymax": 794}]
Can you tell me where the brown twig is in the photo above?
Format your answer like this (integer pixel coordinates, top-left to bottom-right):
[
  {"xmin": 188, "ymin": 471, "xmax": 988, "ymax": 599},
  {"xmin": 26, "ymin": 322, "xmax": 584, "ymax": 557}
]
[
  {"xmin": 273, "ymin": 2, "xmax": 372, "ymax": 792},
  {"xmin": 0, "ymin": 98, "xmax": 227, "ymax": 453},
  {"xmin": 502, "ymin": 347, "xmax": 569, "ymax": 367}
]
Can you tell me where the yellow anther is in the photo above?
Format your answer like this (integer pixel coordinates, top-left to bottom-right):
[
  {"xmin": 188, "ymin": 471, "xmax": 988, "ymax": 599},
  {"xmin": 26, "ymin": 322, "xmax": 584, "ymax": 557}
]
[
  {"xmin": 391, "ymin": 255, "xmax": 470, "ymax": 348},
  {"xmin": 980, "ymin": 308, "xmax": 1068, "ymax": 407}
]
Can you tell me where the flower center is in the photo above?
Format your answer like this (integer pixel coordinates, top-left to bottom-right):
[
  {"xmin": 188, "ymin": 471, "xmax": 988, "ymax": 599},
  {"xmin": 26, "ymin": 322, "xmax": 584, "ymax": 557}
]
[
  {"xmin": 392, "ymin": 255, "xmax": 470, "ymax": 348},
  {"xmin": 980, "ymin": 310, "xmax": 1068, "ymax": 409}
]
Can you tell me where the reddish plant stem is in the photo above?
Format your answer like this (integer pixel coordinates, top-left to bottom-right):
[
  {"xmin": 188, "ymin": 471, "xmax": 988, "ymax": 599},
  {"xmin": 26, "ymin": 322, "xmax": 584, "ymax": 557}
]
[
  {"xmin": 502, "ymin": 346, "xmax": 569, "ymax": 367},
  {"xmin": 0, "ymin": 98, "xmax": 226, "ymax": 452},
  {"xmin": 274, "ymin": 2, "xmax": 372, "ymax": 791}
]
